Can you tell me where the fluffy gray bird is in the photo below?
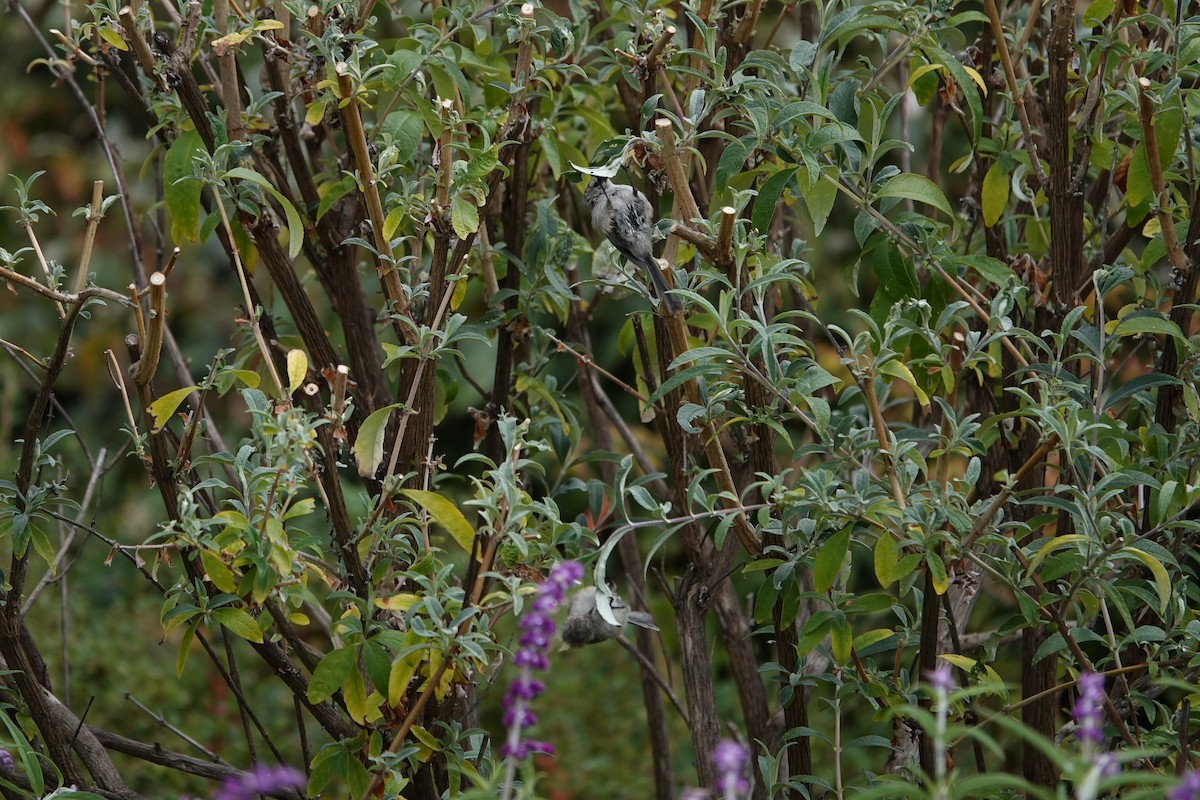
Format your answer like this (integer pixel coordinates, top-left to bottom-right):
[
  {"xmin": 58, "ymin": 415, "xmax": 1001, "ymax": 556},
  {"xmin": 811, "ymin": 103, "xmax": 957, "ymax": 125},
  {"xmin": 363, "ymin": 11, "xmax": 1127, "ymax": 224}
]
[
  {"xmin": 582, "ymin": 176, "xmax": 680, "ymax": 313},
  {"xmin": 561, "ymin": 586, "xmax": 659, "ymax": 647}
]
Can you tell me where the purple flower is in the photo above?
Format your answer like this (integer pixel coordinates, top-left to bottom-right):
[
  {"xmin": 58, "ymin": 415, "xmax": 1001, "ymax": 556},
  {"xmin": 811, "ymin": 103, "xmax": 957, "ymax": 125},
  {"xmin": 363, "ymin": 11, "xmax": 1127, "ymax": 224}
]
[
  {"xmin": 215, "ymin": 764, "xmax": 305, "ymax": 800},
  {"xmin": 500, "ymin": 561, "xmax": 582, "ymax": 763},
  {"xmin": 926, "ymin": 663, "xmax": 954, "ymax": 694},
  {"xmin": 0, "ymin": 749, "xmax": 11, "ymax": 773},
  {"xmin": 1171, "ymin": 770, "xmax": 1200, "ymax": 800},
  {"xmin": 1073, "ymin": 671, "xmax": 1106, "ymax": 746},
  {"xmin": 1093, "ymin": 751, "xmax": 1119, "ymax": 779},
  {"xmin": 712, "ymin": 739, "xmax": 750, "ymax": 798}
]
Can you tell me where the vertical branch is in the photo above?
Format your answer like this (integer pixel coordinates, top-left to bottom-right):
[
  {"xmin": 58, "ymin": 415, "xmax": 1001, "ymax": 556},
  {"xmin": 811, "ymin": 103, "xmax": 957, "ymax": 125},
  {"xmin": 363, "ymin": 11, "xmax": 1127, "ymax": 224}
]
[
  {"xmin": 119, "ymin": 6, "xmax": 163, "ymax": 90},
  {"xmin": 131, "ymin": 272, "xmax": 166, "ymax": 387},
  {"xmin": 213, "ymin": 0, "xmax": 243, "ymax": 143},
  {"xmin": 1046, "ymin": 0, "xmax": 1081, "ymax": 307},
  {"xmin": 483, "ymin": 3, "xmax": 536, "ymax": 464},
  {"xmin": 983, "ymin": 0, "xmax": 1047, "ymax": 188},
  {"xmin": 565, "ymin": 301, "xmax": 674, "ymax": 800},
  {"xmin": 676, "ymin": 580, "xmax": 720, "ymax": 789},
  {"xmin": 337, "ymin": 66, "xmax": 417, "ymax": 345},
  {"xmin": 656, "ymin": 119, "xmax": 701, "ymax": 226},
  {"xmin": 1136, "ymin": 77, "xmax": 1189, "ymax": 274},
  {"xmin": 5, "ymin": 304, "xmax": 91, "ymax": 788},
  {"xmin": 74, "ymin": 181, "xmax": 105, "ymax": 294}
]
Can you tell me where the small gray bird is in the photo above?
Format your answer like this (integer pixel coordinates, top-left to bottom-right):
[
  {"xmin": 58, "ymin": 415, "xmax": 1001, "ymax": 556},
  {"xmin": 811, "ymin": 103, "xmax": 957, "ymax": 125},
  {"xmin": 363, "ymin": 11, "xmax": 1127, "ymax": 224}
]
[
  {"xmin": 561, "ymin": 586, "xmax": 659, "ymax": 647},
  {"xmin": 582, "ymin": 176, "xmax": 680, "ymax": 313}
]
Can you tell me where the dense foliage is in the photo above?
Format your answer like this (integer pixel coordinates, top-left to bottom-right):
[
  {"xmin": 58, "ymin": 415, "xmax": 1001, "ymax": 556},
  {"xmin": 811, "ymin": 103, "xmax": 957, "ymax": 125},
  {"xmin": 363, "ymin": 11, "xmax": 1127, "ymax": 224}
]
[{"xmin": 2, "ymin": 0, "xmax": 1200, "ymax": 798}]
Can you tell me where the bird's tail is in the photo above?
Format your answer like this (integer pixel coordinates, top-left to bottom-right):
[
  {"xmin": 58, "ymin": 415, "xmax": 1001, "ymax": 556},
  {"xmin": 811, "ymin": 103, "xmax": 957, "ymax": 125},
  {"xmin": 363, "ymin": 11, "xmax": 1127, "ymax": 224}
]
[
  {"xmin": 637, "ymin": 255, "xmax": 681, "ymax": 314},
  {"xmin": 627, "ymin": 611, "xmax": 659, "ymax": 631}
]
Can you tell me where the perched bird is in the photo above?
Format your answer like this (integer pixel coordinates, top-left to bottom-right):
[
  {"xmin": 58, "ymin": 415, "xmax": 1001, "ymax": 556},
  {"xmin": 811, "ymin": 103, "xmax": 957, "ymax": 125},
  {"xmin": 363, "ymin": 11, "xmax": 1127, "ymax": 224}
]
[
  {"xmin": 582, "ymin": 176, "xmax": 681, "ymax": 313},
  {"xmin": 561, "ymin": 586, "xmax": 659, "ymax": 647}
]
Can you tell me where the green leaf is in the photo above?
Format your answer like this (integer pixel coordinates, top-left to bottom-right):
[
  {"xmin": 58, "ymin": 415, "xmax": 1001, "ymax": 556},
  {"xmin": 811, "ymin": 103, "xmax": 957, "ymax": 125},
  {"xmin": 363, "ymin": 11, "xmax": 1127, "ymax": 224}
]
[
  {"xmin": 29, "ymin": 525, "xmax": 55, "ymax": 573},
  {"xmin": 752, "ymin": 167, "xmax": 797, "ymax": 234},
  {"xmin": 1154, "ymin": 479, "xmax": 1180, "ymax": 527},
  {"xmin": 715, "ymin": 139, "xmax": 749, "ymax": 188},
  {"xmin": 222, "ymin": 167, "xmax": 305, "ymax": 259},
  {"xmin": 308, "ymin": 745, "xmax": 349, "ymax": 795},
  {"xmin": 877, "ymin": 173, "xmax": 954, "ymax": 218},
  {"xmin": 343, "ymin": 665, "xmax": 368, "ymax": 723},
  {"xmin": 309, "ymin": 646, "xmax": 359, "ymax": 704},
  {"xmin": 926, "ymin": 552, "xmax": 948, "ymax": 595},
  {"xmin": 853, "ymin": 628, "xmax": 895, "ymax": 650},
  {"xmin": 923, "ymin": 44, "xmax": 984, "ymax": 143},
  {"xmin": 874, "ymin": 533, "xmax": 899, "ymax": 587},
  {"xmin": 200, "ymin": 551, "xmax": 238, "ymax": 593},
  {"xmin": 1103, "ymin": 372, "xmax": 1180, "ymax": 411},
  {"xmin": 353, "ymin": 403, "xmax": 401, "ymax": 477},
  {"xmin": 401, "ymin": 489, "xmax": 476, "ymax": 554},
  {"xmin": 981, "ymin": 160, "xmax": 1008, "ymax": 227},
  {"xmin": 177, "ymin": 619, "xmax": 200, "ymax": 677},
  {"xmin": 1028, "ymin": 534, "xmax": 1089, "ymax": 574},
  {"xmin": 147, "ymin": 386, "xmax": 199, "ymax": 431},
  {"xmin": 796, "ymin": 166, "xmax": 838, "ymax": 235},
  {"xmin": 379, "ymin": 110, "xmax": 425, "ymax": 165},
  {"xmin": 873, "ymin": 240, "xmax": 919, "ymax": 299},
  {"xmin": 450, "ymin": 194, "xmax": 480, "ymax": 239},
  {"xmin": 164, "ymin": 130, "xmax": 204, "ymax": 243},
  {"xmin": 315, "ymin": 175, "xmax": 357, "ymax": 223},
  {"xmin": 211, "ymin": 607, "xmax": 263, "ymax": 643},
  {"xmin": 1111, "ymin": 312, "xmax": 1185, "ymax": 348},
  {"xmin": 829, "ymin": 614, "xmax": 852, "ymax": 663},
  {"xmin": 813, "ymin": 527, "xmax": 850, "ymax": 593},
  {"xmin": 955, "ymin": 255, "xmax": 1012, "ymax": 287},
  {"xmin": 1083, "ymin": 0, "xmax": 1115, "ymax": 24},
  {"xmin": 1127, "ymin": 105, "xmax": 1181, "ymax": 209}
]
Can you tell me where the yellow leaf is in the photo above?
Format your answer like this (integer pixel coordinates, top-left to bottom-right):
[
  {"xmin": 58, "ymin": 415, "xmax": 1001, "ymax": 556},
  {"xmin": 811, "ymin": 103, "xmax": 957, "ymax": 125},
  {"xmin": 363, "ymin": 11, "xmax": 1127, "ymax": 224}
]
[
  {"xmin": 201, "ymin": 550, "xmax": 237, "ymax": 593},
  {"xmin": 981, "ymin": 160, "xmax": 1009, "ymax": 228},
  {"xmin": 906, "ymin": 63, "xmax": 942, "ymax": 89},
  {"xmin": 450, "ymin": 275, "xmax": 467, "ymax": 310},
  {"xmin": 375, "ymin": 593, "xmax": 421, "ymax": 611},
  {"xmin": 939, "ymin": 653, "xmax": 976, "ymax": 671},
  {"xmin": 383, "ymin": 207, "xmax": 403, "ymax": 240},
  {"xmin": 410, "ymin": 725, "xmax": 438, "ymax": 761},
  {"xmin": 879, "ymin": 360, "xmax": 930, "ymax": 407},
  {"xmin": 388, "ymin": 650, "xmax": 423, "ymax": 707},
  {"xmin": 305, "ymin": 98, "xmax": 329, "ymax": 126},
  {"xmin": 211, "ymin": 29, "xmax": 252, "ymax": 57},
  {"xmin": 401, "ymin": 489, "xmax": 476, "ymax": 554},
  {"xmin": 961, "ymin": 65, "xmax": 988, "ymax": 96},
  {"xmin": 286, "ymin": 348, "xmax": 308, "ymax": 395},
  {"xmin": 147, "ymin": 386, "xmax": 199, "ymax": 431},
  {"xmin": 99, "ymin": 25, "xmax": 129, "ymax": 51}
]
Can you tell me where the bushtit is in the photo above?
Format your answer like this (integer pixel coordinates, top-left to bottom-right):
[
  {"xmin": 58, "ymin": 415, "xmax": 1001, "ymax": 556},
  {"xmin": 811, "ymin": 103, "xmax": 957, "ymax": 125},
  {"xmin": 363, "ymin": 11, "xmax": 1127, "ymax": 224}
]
[
  {"xmin": 561, "ymin": 586, "xmax": 659, "ymax": 647},
  {"xmin": 582, "ymin": 176, "xmax": 681, "ymax": 313}
]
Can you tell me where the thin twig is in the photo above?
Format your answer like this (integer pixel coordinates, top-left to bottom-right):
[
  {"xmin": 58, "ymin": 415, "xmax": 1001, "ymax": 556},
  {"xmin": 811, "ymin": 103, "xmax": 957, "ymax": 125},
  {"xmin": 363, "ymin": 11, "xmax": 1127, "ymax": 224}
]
[{"xmin": 983, "ymin": 0, "xmax": 1047, "ymax": 188}]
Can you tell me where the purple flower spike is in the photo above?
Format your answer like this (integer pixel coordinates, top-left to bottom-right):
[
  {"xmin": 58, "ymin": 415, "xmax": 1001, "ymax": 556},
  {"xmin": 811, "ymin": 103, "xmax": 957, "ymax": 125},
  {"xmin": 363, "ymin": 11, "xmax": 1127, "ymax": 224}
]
[
  {"xmin": 1073, "ymin": 671, "xmax": 1106, "ymax": 746},
  {"xmin": 1171, "ymin": 770, "xmax": 1200, "ymax": 800},
  {"xmin": 215, "ymin": 764, "xmax": 305, "ymax": 800},
  {"xmin": 712, "ymin": 739, "xmax": 750, "ymax": 798},
  {"xmin": 0, "ymin": 749, "xmax": 12, "ymax": 774},
  {"xmin": 500, "ymin": 561, "xmax": 582, "ymax": 764}
]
